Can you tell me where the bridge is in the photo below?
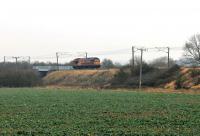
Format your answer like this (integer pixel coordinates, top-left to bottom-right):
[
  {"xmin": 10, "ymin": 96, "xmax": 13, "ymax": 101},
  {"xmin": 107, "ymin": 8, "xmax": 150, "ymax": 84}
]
[{"xmin": 33, "ymin": 66, "xmax": 73, "ymax": 76}]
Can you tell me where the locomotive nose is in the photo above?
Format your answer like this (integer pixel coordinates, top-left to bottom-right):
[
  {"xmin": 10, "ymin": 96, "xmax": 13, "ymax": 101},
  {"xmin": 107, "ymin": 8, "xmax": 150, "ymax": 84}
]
[{"xmin": 70, "ymin": 57, "xmax": 101, "ymax": 69}]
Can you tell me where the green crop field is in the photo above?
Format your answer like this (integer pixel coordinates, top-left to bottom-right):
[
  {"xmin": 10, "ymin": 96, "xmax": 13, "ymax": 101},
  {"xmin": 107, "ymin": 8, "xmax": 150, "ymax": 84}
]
[{"xmin": 0, "ymin": 88, "xmax": 200, "ymax": 135}]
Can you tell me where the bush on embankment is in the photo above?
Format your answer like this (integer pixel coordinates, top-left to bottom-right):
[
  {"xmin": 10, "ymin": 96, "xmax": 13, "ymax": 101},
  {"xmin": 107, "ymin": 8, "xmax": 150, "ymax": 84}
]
[
  {"xmin": 174, "ymin": 68, "xmax": 200, "ymax": 89},
  {"xmin": 112, "ymin": 64, "xmax": 200, "ymax": 90},
  {"xmin": 111, "ymin": 64, "xmax": 181, "ymax": 88}
]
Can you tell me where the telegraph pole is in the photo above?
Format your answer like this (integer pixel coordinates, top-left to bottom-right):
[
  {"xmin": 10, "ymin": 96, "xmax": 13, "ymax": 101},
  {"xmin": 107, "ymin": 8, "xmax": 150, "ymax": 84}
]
[
  {"xmin": 155, "ymin": 47, "xmax": 170, "ymax": 69},
  {"xmin": 167, "ymin": 47, "xmax": 170, "ymax": 68},
  {"xmin": 3, "ymin": 56, "xmax": 6, "ymax": 64},
  {"xmin": 12, "ymin": 56, "xmax": 19, "ymax": 71},
  {"xmin": 28, "ymin": 56, "xmax": 31, "ymax": 64},
  {"xmin": 56, "ymin": 52, "xmax": 59, "ymax": 71},
  {"xmin": 139, "ymin": 49, "xmax": 143, "ymax": 89},
  {"xmin": 86, "ymin": 52, "xmax": 88, "ymax": 58},
  {"xmin": 138, "ymin": 48, "xmax": 147, "ymax": 89},
  {"xmin": 12, "ymin": 57, "xmax": 20, "ymax": 64},
  {"xmin": 132, "ymin": 46, "xmax": 135, "ymax": 68}
]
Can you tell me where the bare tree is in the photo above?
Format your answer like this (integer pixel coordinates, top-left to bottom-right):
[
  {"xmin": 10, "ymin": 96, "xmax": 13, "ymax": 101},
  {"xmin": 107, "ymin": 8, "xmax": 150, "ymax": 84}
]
[
  {"xmin": 101, "ymin": 59, "xmax": 114, "ymax": 69},
  {"xmin": 130, "ymin": 56, "xmax": 141, "ymax": 66},
  {"xmin": 184, "ymin": 34, "xmax": 200, "ymax": 64},
  {"xmin": 149, "ymin": 57, "xmax": 175, "ymax": 68}
]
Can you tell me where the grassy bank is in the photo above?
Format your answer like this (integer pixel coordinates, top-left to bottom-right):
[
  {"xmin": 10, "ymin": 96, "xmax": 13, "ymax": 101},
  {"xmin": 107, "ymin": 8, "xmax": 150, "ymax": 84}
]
[
  {"xmin": 0, "ymin": 88, "xmax": 200, "ymax": 135},
  {"xmin": 43, "ymin": 69, "xmax": 118, "ymax": 88}
]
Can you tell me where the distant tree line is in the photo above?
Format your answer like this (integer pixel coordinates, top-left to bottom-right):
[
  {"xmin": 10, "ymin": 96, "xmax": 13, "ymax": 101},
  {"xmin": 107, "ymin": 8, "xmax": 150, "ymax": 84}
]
[
  {"xmin": 32, "ymin": 61, "xmax": 70, "ymax": 66},
  {"xmin": 0, "ymin": 62, "xmax": 41, "ymax": 87}
]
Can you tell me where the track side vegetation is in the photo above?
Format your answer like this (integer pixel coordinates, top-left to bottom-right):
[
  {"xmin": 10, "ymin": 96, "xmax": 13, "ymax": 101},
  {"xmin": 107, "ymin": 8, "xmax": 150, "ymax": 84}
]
[{"xmin": 44, "ymin": 64, "xmax": 200, "ymax": 90}]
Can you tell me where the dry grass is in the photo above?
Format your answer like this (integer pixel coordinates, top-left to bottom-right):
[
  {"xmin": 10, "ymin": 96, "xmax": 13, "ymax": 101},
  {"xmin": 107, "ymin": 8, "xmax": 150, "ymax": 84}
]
[{"xmin": 43, "ymin": 69, "xmax": 119, "ymax": 87}]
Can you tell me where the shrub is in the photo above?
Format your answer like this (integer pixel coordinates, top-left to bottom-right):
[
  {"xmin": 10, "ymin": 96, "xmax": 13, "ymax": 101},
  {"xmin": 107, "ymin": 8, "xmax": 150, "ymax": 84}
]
[
  {"xmin": 112, "ymin": 63, "xmax": 158, "ymax": 87},
  {"xmin": 197, "ymin": 78, "xmax": 200, "ymax": 85},
  {"xmin": 158, "ymin": 65, "xmax": 180, "ymax": 78},
  {"xmin": 0, "ymin": 63, "xmax": 41, "ymax": 87},
  {"xmin": 112, "ymin": 69, "xmax": 129, "ymax": 85},
  {"xmin": 153, "ymin": 65, "xmax": 180, "ymax": 86},
  {"xmin": 0, "ymin": 69, "xmax": 40, "ymax": 87},
  {"xmin": 190, "ymin": 69, "xmax": 200, "ymax": 77},
  {"xmin": 111, "ymin": 64, "xmax": 182, "ymax": 88},
  {"xmin": 131, "ymin": 62, "xmax": 155, "ymax": 76},
  {"xmin": 175, "ymin": 75, "xmax": 187, "ymax": 89}
]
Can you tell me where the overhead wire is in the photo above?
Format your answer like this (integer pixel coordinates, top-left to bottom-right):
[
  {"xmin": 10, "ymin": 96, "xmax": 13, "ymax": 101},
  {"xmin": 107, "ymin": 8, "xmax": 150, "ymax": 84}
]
[{"xmin": 1, "ymin": 46, "xmax": 185, "ymax": 63}]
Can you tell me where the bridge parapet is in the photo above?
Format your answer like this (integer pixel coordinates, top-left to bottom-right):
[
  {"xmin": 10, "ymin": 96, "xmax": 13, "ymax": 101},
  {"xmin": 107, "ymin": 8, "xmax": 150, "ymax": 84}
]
[{"xmin": 33, "ymin": 66, "xmax": 73, "ymax": 72}]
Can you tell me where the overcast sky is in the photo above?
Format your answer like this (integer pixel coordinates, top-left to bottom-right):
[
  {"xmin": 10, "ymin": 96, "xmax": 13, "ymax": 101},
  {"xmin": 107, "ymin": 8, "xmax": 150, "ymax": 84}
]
[{"xmin": 0, "ymin": 0, "xmax": 200, "ymax": 63}]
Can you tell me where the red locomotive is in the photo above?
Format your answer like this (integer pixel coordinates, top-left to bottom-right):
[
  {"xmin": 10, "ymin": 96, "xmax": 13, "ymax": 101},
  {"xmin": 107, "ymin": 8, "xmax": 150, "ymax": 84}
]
[{"xmin": 70, "ymin": 57, "xmax": 101, "ymax": 69}]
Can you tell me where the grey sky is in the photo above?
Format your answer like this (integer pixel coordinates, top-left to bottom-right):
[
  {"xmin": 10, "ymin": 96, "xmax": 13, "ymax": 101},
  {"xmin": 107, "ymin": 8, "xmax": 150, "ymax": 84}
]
[{"xmin": 0, "ymin": 0, "xmax": 199, "ymax": 63}]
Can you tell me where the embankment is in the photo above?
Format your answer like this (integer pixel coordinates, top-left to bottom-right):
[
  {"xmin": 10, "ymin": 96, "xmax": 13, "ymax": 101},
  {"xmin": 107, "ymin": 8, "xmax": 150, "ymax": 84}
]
[
  {"xmin": 43, "ymin": 69, "xmax": 119, "ymax": 88},
  {"xmin": 43, "ymin": 67, "xmax": 200, "ymax": 90}
]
